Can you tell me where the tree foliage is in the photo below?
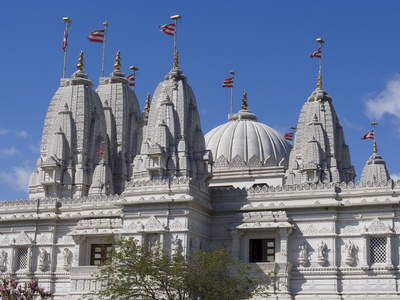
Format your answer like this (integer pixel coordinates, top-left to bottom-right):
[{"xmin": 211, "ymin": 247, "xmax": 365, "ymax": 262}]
[
  {"xmin": 0, "ymin": 277, "xmax": 52, "ymax": 300},
  {"xmin": 93, "ymin": 238, "xmax": 271, "ymax": 300}
]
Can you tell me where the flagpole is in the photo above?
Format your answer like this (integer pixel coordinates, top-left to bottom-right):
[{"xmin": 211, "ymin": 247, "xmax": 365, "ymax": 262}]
[
  {"xmin": 101, "ymin": 22, "xmax": 109, "ymax": 77},
  {"xmin": 230, "ymin": 70, "xmax": 235, "ymax": 115},
  {"xmin": 130, "ymin": 66, "xmax": 139, "ymax": 91},
  {"xmin": 62, "ymin": 17, "xmax": 72, "ymax": 78},
  {"xmin": 171, "ymin": 15, "xmax": 181, "ymax": 68},
  {"xmin": 316, "ymin": 38, "xmax": 324, "ymax": 90},
  {"xmin": 371, "ymin": 122, "xmax": 378, "ymax": 153}
]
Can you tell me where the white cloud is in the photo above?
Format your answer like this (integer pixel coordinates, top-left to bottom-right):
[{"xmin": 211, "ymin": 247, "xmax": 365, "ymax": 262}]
[
  {"xmin": 365, "ymin": 74, "xmax": 400, "ymax": 120},
  {"xmin": 390, "ymin": 173, "xmax": 400, "ymax": 182},
  {"xmin": 0, "ymin": 129, "xmax": 9, "ymax": 135},
  {"xmin": 0, "ymin": 165, "xmax": 33, "ymax": 192},
  {"xmin": 15, "ymin": 130, "xmax": 28, "ymax": 138},
  {"xmin": 0, "ymin": 147, "xmax": 18, "ymax": 156}
]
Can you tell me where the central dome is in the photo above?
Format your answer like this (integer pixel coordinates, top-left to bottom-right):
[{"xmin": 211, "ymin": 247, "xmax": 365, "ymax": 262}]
[{"xmin": 205, "ymin": 108, "xmax": 292, "ymax": 188}]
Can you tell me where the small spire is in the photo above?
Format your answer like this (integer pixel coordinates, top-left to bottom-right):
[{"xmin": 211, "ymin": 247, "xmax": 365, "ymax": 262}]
[
  {"xmin": 144, "ymin": 94, "xmax": 151, "ymax": 112},
  {"xmin": 174, "ymin": 51, "xmax": 179, "ymax": 68},
  {"xmin": 241, "ymin": 92, "xmax": 248, "ymax": 110},
  {"xmin": 77, "ymin": 51, "xmax": 85, "ymax": 70},
  {"xmin": 373, "ymin": 140, "xmax": 378, "ymax": 154},
  {"xmin": 114, "ymin": 51, "xmax": 121, "ymax": 70}
]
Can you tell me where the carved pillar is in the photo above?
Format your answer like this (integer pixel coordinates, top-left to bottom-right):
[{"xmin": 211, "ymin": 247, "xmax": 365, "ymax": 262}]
[
  {"xmin": 386, "ymin": 234, "xmax": 393, "ymax": 268},
  {"xmin": 229, "ymin": 229, "xmax": 244, "ymax": 259},
  {"xmin": 278, "ymin": 227, "xmax": 292, "ymax": 263},
  {"xmin": 71, "ymin": 236, "xmax": 86, "ymax": 267}
]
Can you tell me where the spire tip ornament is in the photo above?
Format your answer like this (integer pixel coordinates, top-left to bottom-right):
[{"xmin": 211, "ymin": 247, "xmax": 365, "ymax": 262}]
[
  {"xmin": 241, "ymin": 92, "xmax": 248, "ymax": 110},
  {"xmin": 77, "ymin": 51, "xmax": 84, "ymax": 71},
  {"xmin": 114, "ymin": 50, "xmax": 121, "ymax": 70},
  {"xmin": 144, "ymin": 94, "xmax": 151, "ymax": 113}
]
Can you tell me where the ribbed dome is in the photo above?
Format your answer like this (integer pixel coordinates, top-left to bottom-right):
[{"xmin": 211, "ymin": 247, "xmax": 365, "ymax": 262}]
[{"xmin": 205, "ymin": 110, "xmax": 292, "ymax": 170}]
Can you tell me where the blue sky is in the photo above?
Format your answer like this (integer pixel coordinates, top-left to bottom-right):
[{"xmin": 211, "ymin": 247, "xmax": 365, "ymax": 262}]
[{"xmin": 1, "ymin": 0, "xmax": 400, "ymax": 200}]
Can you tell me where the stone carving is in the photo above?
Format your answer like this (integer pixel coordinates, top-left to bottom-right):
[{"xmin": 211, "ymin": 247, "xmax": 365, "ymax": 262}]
[
  {"xmin": 298, "ymin": 243, "xmax": 309, "ymax": 266},
  {"xmin": 63, "ymin": 248, "xmax": 72, "ymax": 270},
  {"xmin": 38, "ymin": 248, "xmax": 47, "ymax": 271},
  {"xmin": 0, "ymin": 250, "xmax": 7, "ymax": 272},
  {"xmin": 144, "ymin": 216, "xmax": 164, "ymax": 232},
  {"xmin": 171, "ymin": 235, "xmax": 183, "ymax": 255},
  {"xmin": 14, "ymin": 231, "xmax": 32, "ymax": 245},
  {"xmin": 170, "ymin": 219, "xmax": 185, "ymax": 231},
  {"xmin": 189, "ymin": 237, "xmax": 197, "ymax": 254},
  {"xmin": 344, "ymin": 240, "xmax": 357, "ymax": 266},
  {"xmin": 316, "ymin": 240, "xmax": 327, "ymax": 266},
  {"xmin": 367, "ymin": 218, "xmax": 392, "ymax": 234}
]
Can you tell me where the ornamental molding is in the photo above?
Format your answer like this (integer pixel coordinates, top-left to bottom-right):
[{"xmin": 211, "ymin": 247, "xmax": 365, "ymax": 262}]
[
  {"xmin": 363, "ymin": 218, "xmax": 392, "ymax": 235},
  {"xmin": 302, "ymin": 224, "xmax": 334, "ymax": 235},
  {"xmin": 13, "ymin": 231, "xmax": 32, "ymax": 246},
  {"xmin": 144, "ymin": 216, "xmax": 165, "ymax": 232},
  {"xmin": 169, "ymin": 219, "xmax": 186, "ymax": 231}
]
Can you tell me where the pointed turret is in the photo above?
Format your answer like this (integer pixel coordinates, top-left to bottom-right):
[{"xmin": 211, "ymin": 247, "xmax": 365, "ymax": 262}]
[
  {"xmin": 360, "ymin": 140, "xmax": 390, "ymax": 183},
  {"xmin": 96, "ymin": 51, "xmax": 142, "ymax": 194},
  {"xmin": 29, "ymin": 52, "xmax": 109, "ymax": 198},
  {"xmin": 132, "ymin": 67, "xmax": 212, "ymax": 184},
  {"xmin": 286, "ymin": 87, "xmax": 355, "ymax": 184}
]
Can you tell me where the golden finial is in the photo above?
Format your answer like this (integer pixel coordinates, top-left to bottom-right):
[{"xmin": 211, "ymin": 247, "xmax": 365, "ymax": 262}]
[
  {"xmin": 174, "ymin": 51, "xmax": 179, "ymax": 68},
  {"xmin": 316, "ymin": 38, "xmax": 324, "ymax": 44},
  {"xmin": 103, "ymin": 21, "xmax": 109, "ymax": 27},
  {"xmin": 77, "ymin": 51, "xmax": 85, "ymax": 70},
  {"xmin": 130, "ymin": 66, "xmax": 139, "ymax": 71},
  {"xmin": 241, "ymin": 92, "xmax": 248, "ymax": 110},
  {"xmin": 316, "ymin": 71, "xmax": 323, "ymax": 89},
  {"xmin": 144, "ymin": 94, "xmax": 151, "ymax": 113},
  {"xmin": 373, "ymin": 140, "xmax": 378, "ymax": 154},
  {"xmin": 63, "ymin": 17, "xmax": 72, "ymax": 24},
  {"xmin": 114, "ymin": 51, "xmax": 121, "ymax": 70}
]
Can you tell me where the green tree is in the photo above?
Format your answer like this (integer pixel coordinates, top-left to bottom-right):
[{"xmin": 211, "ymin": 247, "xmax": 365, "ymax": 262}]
[{"xmin": 92, "ymin": 238, "xmax": 270, "ymax": 300}]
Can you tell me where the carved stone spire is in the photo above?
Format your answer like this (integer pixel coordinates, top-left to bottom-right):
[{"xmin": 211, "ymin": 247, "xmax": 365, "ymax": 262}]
[
  {"xmin": 360, "ymin": 140, "xmax": 390, "ymax": 183},
  {"xmin": 286, "ymin": 87, "xmax": 355, "ymax": 185}
]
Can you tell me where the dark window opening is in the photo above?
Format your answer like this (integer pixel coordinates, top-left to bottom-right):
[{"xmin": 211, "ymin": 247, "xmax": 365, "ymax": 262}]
[
  {"xmin": 90, "ymin": 244, "xmax": 113, "ymax": 265},
  {"xmin": 249, "ymin": 239, "xmax": 275, "ymax": 262}
]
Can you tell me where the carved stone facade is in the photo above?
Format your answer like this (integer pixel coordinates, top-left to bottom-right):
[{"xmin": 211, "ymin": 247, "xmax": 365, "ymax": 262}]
[{"xmin": 2, "ymin": 50, "xmax": 399, "ymax": 300}]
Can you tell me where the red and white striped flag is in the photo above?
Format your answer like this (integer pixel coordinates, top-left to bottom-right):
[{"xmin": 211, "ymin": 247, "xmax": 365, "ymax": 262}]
[
  {"xmin": 87, "ymin": 29, "xmax": 105, "ymax": 43},
  {"xmin": 127, "ymin": 73, "xmax": 135, "ymax": 87},
  {"xmin": 159, "ymin": 24, "xmax": 176, "ymax": 36},
  {"xmin": 284, "ymin": 132, "xmax": 294, "ymax": 141},
  {"xmin": 96, "ymin": 148, "xmax": 104, "ymax": 154},
  {"xmin": 222, "ymin": 77, "xmax": 234, "ymax": 88},
  {"xmin": 309, "ymin": 46, "xmax": 322, "ymax": 58},
  {"xmin": 361, "ymin": 130, "xmax": 375, "ymax": 140},
  {"xmin": 62, "ymin": 29, "xmax": 68, "ymax": 52}
]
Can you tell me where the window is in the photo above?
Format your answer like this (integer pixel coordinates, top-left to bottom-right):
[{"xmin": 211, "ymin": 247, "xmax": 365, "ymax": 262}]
[
  {"xmin": 16, "ymin": 247, "xmax": 28, "ymax": 270},
  {"xmin": 249, "ymin": 239, "xmax": 275, "ymax": 263},
  {"xmin": 90, "ymin": 244, "xmax": 112, "ymax": 265},
  {"xmin": 370, "ymin": 237, "xmax": 386, "ymax": 264}
]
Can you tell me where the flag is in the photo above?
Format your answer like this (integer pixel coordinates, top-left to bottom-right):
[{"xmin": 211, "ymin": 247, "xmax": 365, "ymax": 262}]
[
  {"xmin": 361, "ymin": 130, "xmax": 374, "ymax": 140},
  {"xmin": 62, "ymin": 29, "xmax": 68, "ymax": 52},
  {"xmin": 96, "ymin": 148, "xmax": 104, "ymax": 154},
  {"xmin": 87, "ymin": 29, "xmax": 105, "ymax": 43},
  {"xmin": 159, "ymin": 24, "xmax": 175, "ymax": 36},
  {"xmin": 222, "ymin": 77, "xmax": 234, "ymax": 88},
  {"xmin": 127, "ymin": 73, "xmax": 135, "ymax": 87},
  {"xmin": 284, "ymin": 132, "xmax": 293, "ymax": 141},
  {"xmin": 309, "ymin": 46, "xmax": 322, "ymax": 58}
]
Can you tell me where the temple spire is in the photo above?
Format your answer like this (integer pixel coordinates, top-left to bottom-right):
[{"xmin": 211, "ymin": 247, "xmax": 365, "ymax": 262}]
[
  {"xmin": 171, "ymin": 14, "xmax": 181, "ymax": 68},
  {"xmin": 310, "ymin": 38, "xmax": 324, "ymax": 90}
]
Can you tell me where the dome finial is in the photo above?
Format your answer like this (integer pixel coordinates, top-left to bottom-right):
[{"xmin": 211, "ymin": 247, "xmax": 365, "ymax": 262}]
[
  {"xmin": 77, "ymin": 51, "xmax": 85, "ymax": 70},
  {"xmin": 241, "ymin": 92, "xmax": 248, "ymax": 110},
  {"xmin": 373, "ymin": 140, "xmax": 378, "ymax": 154},
  {"xmin": 144, "ymin": 94, "xmax": 151, "ymax": 113},
  {"xmin": 114, "ymin": 50, "xmax": 121, "ymax": 70},
  {"xmin": 174, "ymin": 51, "xmax": 179, "ymax": 68}
]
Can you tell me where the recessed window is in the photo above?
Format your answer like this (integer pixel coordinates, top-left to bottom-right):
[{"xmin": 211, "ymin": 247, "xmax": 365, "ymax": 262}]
[
  {"xmin": 16, "ymin": 247, "xmax": 28, "ymax": 270},
  {"xmin": 370, "ymin": 237, "xmax": 386, "ymax": 264},
  {"xmin": 249, "ymin": 239, "xmax": 275, "ymax": 263},
  {"xmin": 90, "ymin": 244, "xmax": 112, "ymax": 266}
]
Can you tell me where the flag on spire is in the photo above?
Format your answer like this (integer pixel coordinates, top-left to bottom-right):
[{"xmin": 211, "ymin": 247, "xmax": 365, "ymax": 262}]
[
  {"xmin": 62, "ymin": 29, "xmax": 68, "ymax": 52},
  {"xmin": 222, "ymin": 77, "xmax": 234, "ymax": 88},
  {"xmin": 309, "ymin": 46, "xmax": 322, "ymax": 58},
  {"xmin": 159, "ymin": 23, "xmax": 176, "ymax": 36},
  {"xmin": 361, "ymin": 130, "xmax": 375, "ymax": 140},
  {"xmin": 96, "ymin": 148, "xmax": 104, "ymax": 154},
  {"xmin": 127, "ymin": 73, "xmax": 135, "ymax": 87},
  {"xmin": 87, "ymin": 29, "xmax": 105, "ymax": 43},
  {"xmin": 284, "ymin": 132, "xmax": 294, "ymax": 141}
]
